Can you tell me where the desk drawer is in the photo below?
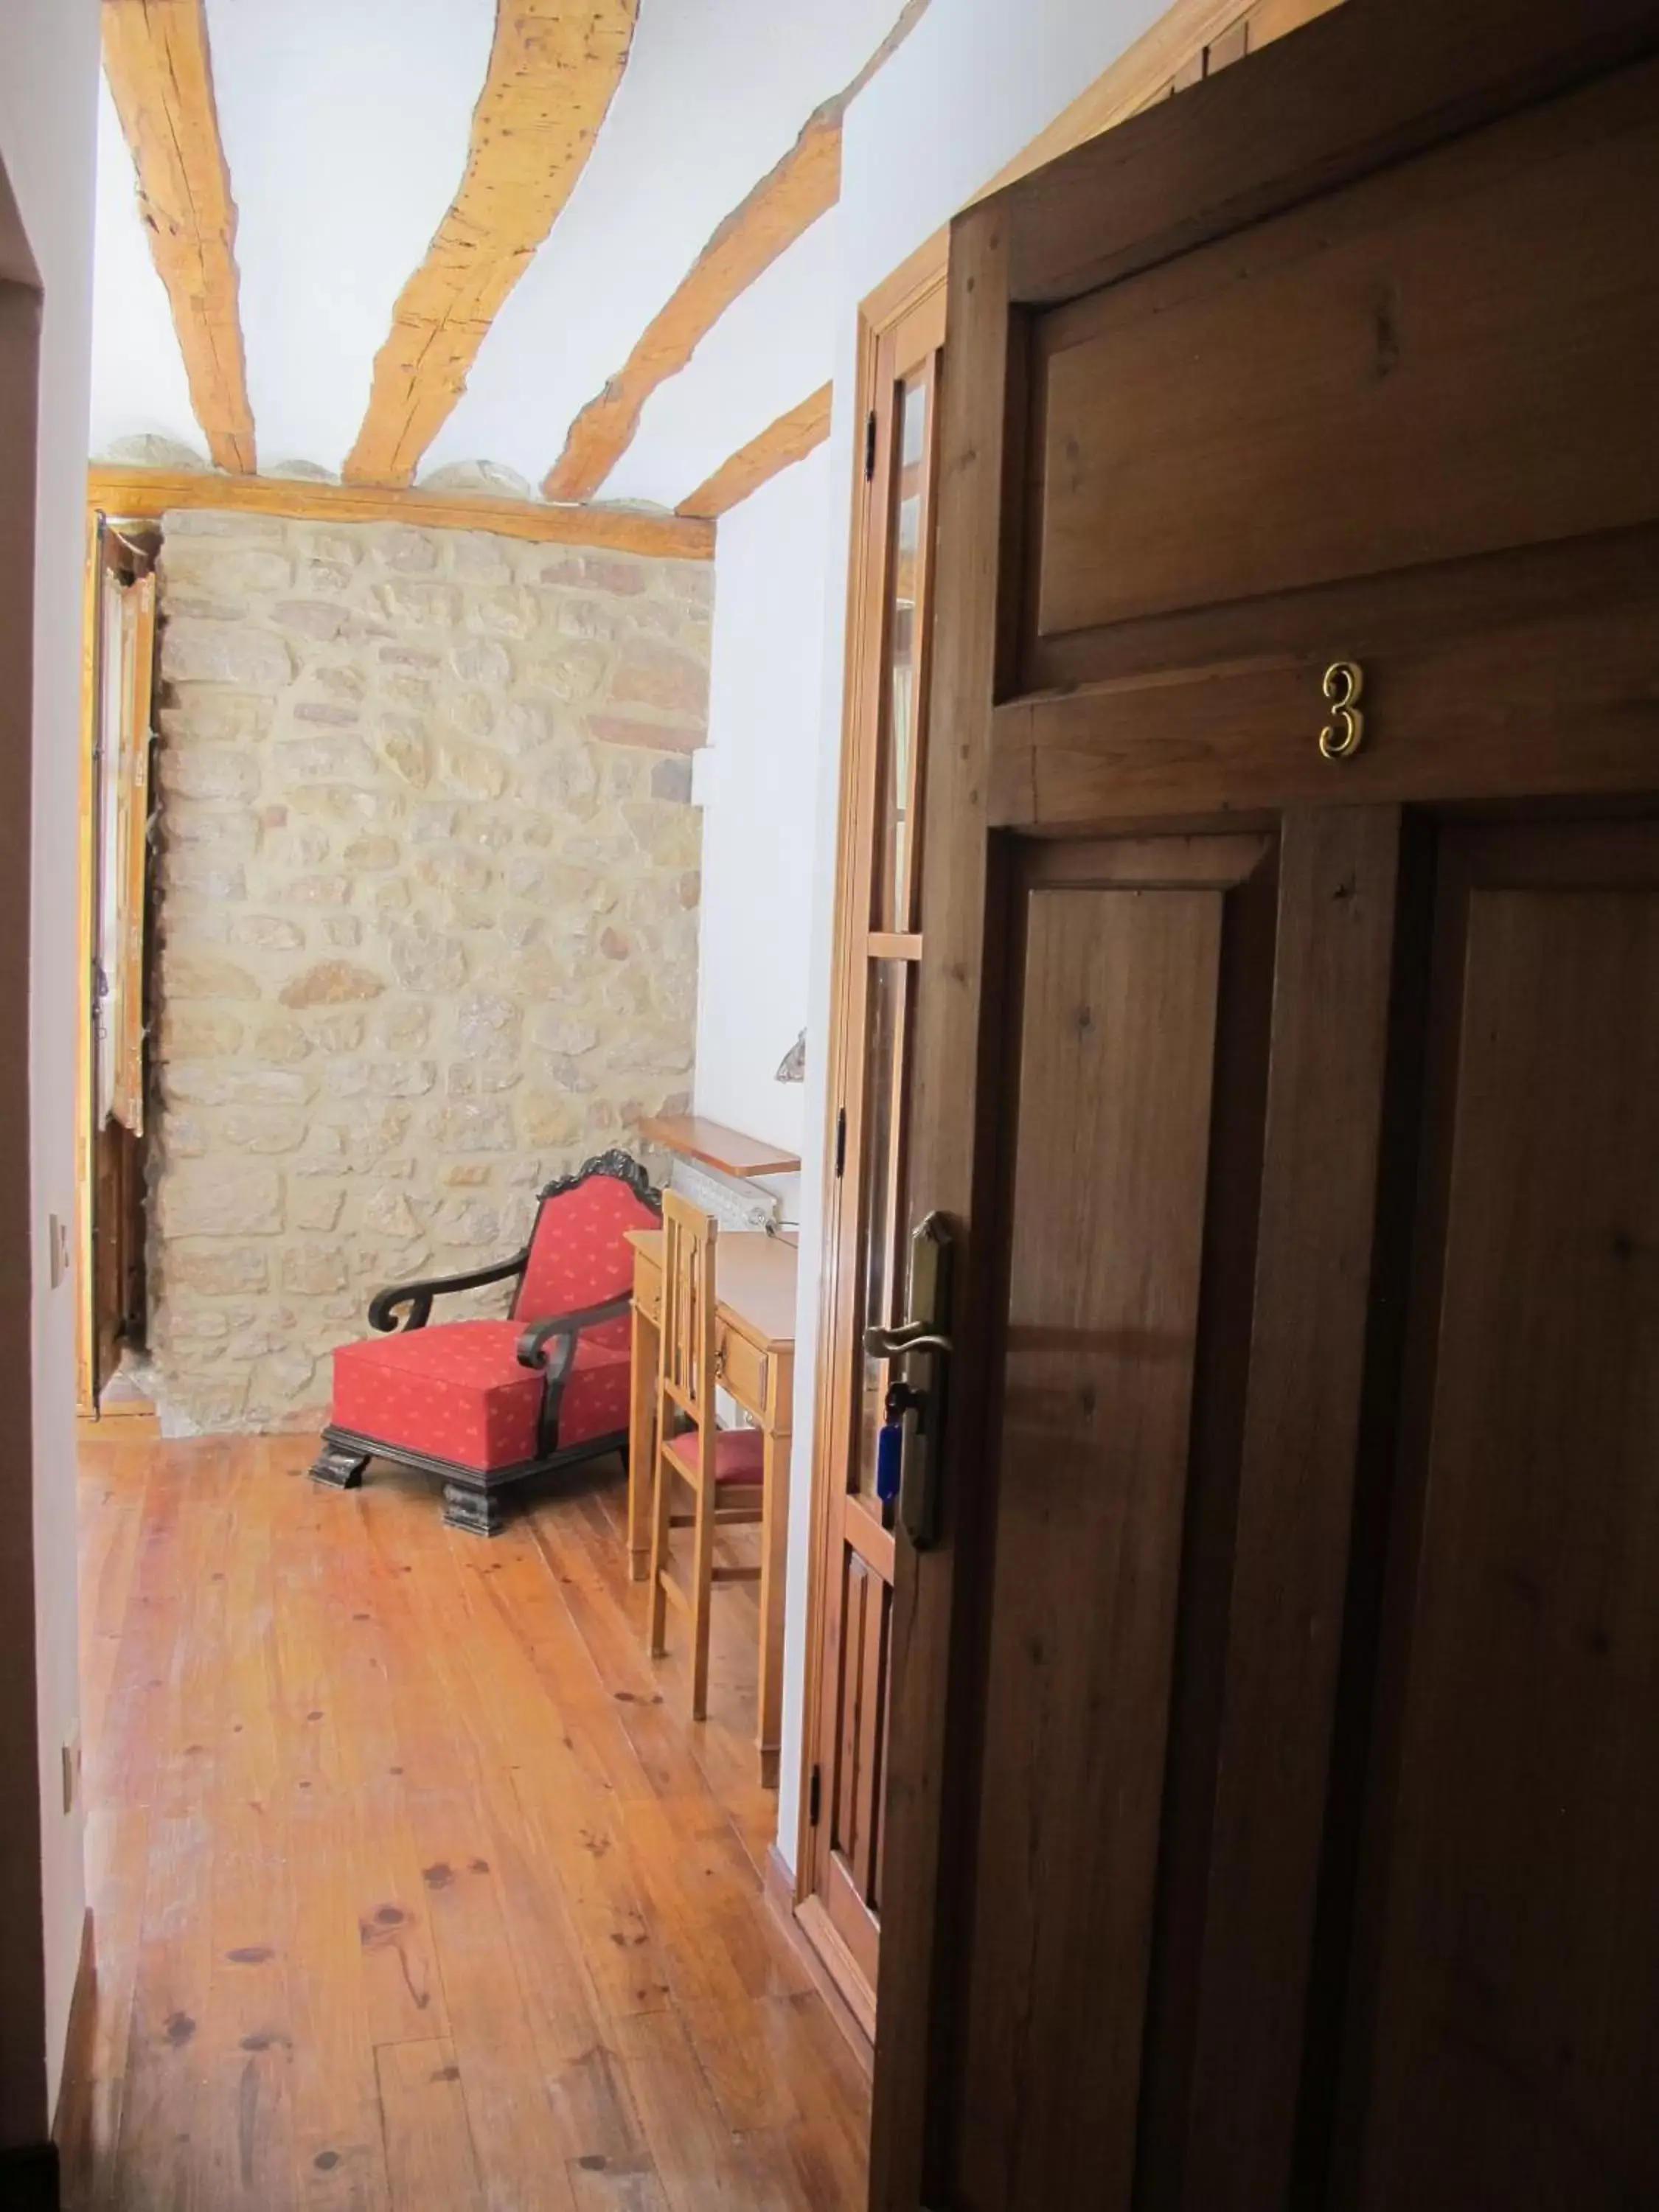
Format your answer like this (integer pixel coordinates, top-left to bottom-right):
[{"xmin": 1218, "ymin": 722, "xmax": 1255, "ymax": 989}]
[
  {"xmin": 717, "ymin": 1324, "xmax": 770, "ymax": 1420},
  {"xmin": 633, "ymin": 1263, "xmax": 662, "ymax": 1329}
]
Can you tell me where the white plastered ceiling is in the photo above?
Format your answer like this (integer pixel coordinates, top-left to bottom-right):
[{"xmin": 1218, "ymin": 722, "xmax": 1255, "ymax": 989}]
[{"xmin": 89, "ymin": 0, "xmax": 901, "ymax": 508}]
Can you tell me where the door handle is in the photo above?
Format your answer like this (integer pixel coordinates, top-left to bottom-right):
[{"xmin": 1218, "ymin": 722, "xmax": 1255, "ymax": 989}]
[
  {"xmin": 863, "ymin": 1319, "xmax": 953, "ymax": 1360},
  {"xmin": 864, "ymin": 1212, "xmax": 953, "ymax": 1551}
]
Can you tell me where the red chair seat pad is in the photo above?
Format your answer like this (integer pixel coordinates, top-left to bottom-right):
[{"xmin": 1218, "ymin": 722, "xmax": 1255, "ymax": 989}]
[
  {"xmin": 333, "ymin": 1320, "xmax": 629, "ymax": 1472},
  {"xmin": 665, "ymin": 1424, "xmax": 766, "ymax": 1487}
]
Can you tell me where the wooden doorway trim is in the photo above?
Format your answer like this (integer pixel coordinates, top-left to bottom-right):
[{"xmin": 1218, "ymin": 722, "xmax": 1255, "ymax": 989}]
[
  {"xmin": 0, "ymin": 150, "xmax": 49, "ymax": 2151},
  {"xmin": 793, "ymin": 254, "xmax": 945, "ymax": 1997},
  {"xmin": 867, "ymin": 1, "xmax": 1659, "ymax": 2205}
]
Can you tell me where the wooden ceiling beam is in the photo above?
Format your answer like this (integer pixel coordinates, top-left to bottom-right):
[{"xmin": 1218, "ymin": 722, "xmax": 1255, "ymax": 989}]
[
  {"xmin": 344, "ymin": 0, "xmax": 639, "ymax": 489},
  {"xmin": 676, "ymin": 384, "xmax": 833, "ymax": 521},
  {"xmin": 102, "ymin": 0, "xmax": 257, "ymax": 474},
  {"xmin": 543, "ymin": 0, "xmax": 933, "ymax": 503},
  {"xmin": 86, "ymin": 465, "xmax": 714, "ymax": 560}
]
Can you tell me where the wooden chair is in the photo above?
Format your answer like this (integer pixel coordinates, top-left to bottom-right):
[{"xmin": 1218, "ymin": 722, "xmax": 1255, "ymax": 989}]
[{"xmin": 647, "ymin": 1192, "xmax": 765, "ymax": 1719}]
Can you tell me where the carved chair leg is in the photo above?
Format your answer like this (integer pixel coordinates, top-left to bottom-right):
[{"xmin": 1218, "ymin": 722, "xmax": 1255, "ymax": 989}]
[
  {"xmin": 310, "ymin": 1441, "xmax": 369, "ymax": 1490},
  {"xmin": 442, "ymin": 1481, "xmax": 506, "ymax": 1538}
]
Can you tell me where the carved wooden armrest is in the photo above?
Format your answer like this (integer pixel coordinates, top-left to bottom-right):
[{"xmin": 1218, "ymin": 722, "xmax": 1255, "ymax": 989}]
[
  {"xmin": 367, "ymin": 1250, "xmax": 529, "ymax": 1334},
  {"xmin": 515, "ymin": 1295, "xmax": 633, "ymax": 1378}
]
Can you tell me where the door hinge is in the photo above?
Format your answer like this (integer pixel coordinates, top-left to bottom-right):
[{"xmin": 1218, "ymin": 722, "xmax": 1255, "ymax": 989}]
[
  {"xmin": 833, "ymin": 1105, "xmax": 847, "ymax": 1179},
  {"xmin": 808, "ymin": 1764, "xmax": 822, "ymax": 1827},
  {"xmin": 863, "ymin": 410, "xmax": 877, "ymax": 482}
]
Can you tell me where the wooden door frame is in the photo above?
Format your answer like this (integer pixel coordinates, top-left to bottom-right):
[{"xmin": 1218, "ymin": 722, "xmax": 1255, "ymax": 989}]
[
  {"xmin": 77, "ymin": 518, "xmax": 158, "ymax": 1417},
  {"xmin": 795, "ymin": 232, "xmax": 946, "ymax": 1922},
  {"xmin": 0, "ymin": 150, "xmax": 52, "ymax": 2157},
  {"xmin": 867, "ymin": 1, "xmax": 1659, "ymax": 2205},
  {"xmin": 74, "ymin": 513, "xmax": 100, "ymax": 1415}
]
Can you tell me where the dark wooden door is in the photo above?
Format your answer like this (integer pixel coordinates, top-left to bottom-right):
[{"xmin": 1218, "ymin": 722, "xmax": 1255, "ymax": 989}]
[{"xmin": 868, "ymin": 4, "xmax": 1659, "ymax": 2208}]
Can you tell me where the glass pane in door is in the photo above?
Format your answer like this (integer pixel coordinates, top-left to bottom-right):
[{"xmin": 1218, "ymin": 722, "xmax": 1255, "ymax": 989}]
[
  {"xmin": 855, "ymin": 958, "xmax": 913, "ymax": 1501},
  {"xmin": 874, "ymin": 369, "xmax": 931, "ymax": 932}
]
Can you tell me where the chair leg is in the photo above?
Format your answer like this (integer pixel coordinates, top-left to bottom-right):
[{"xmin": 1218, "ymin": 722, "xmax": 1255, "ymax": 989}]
[
  {"xmin": 310, "ymin": 1439, "xmax": 369, "ymax": 1489},
  {"xmin": 647, "ymin": 1445, "xmax": 674, "ymax": 1658},
  {"xmin": 689, "ymin": 1461, "xmax": 716, "ymax": 1723},
  {"xmin": 442, "ymin": 1481, "xmax": 505, "ymax": 1538}
]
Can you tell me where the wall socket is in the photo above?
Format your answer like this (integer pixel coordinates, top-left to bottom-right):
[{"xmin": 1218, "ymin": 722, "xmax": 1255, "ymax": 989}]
[
  {"xmin": 48, "ymin": 1213, "xmax": 70, "ymax": 1291},
  {"xmin": 61, "ymin": 1732, "xmax": 80, "ymax": 1818}
]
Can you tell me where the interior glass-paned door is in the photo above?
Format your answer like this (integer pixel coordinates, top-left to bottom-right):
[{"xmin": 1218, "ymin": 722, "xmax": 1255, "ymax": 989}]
[{"xmin": 799, "ymin": 276, "xmax": 943, "ymax": 2028}]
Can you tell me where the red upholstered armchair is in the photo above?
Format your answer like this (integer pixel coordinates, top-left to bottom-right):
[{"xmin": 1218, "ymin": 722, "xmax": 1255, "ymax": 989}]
[{"xmin": 309, "ymin": 1150, "xmax": 661, "ymax": 1535}]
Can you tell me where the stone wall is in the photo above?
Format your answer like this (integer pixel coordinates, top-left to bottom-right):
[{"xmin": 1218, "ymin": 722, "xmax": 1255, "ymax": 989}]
[{"xmin": 146, "ymin": 509, "xmax": 710, "ymax": 1434}]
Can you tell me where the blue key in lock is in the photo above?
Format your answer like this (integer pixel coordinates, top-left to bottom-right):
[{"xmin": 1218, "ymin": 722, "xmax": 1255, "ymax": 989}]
[{"xmin": 877, "ymin": 1381, "xmax": 924, "ymax": 1512}]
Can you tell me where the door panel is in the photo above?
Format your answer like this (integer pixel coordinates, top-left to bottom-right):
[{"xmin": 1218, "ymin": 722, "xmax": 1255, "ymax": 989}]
[
  {"xmin": 1340, "ymin": 824, "xmax": 1659, "ymax": 2211},
  {"xmin": 957, "ymin": 869, "xmax": 1225, "ymax": 2208},
  {"xmin": 950, "ymin": 834, "xmax": 1279, "ymax": 2211},
  {"xmin": 822, "ymin": 1534, "xmax": 892, "ymax": 1986},
  {"xmin": 1029, "ymin": 56, "xmax": 1659, "ymax": 646}
]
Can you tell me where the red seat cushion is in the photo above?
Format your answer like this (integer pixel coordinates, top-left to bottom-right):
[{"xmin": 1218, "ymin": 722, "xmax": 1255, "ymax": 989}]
[
  {"xmin": 333, "ymin": 1319, "xmax": 630, "ymax": 1472},
  {"xmin": 665, "ymin": 1423, "xmax": 766, "ymax": 1487},
  {"xmin": 514, "ymin": 1171, "xmax": 660, "ymax": 1352}
]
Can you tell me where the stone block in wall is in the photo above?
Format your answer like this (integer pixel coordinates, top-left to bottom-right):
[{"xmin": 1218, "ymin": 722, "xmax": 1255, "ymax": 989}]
[
  {"xmin": 161, "ymin": 692, "xmax": 277, "ymax": 747},
  {"xmin": 273, "ymin": 734, "xmax": 378, "ymax": 783},
  {"xmin": 389, "ymin": 922, "xmax": 468, "ymax": 993},
  {"xmin": 159, "ymin": 746, "xmax": 262, "ymax": 804},
  {"xmin": 164, "ymin": 1064, "xmax": 313, "ymax": 1108},
  {"xmin": 534, "ymin": 552, "xmax": 648, "ymax": 597},
  {"xmin": 159, "ymin": 1166, "xmax": 284, "ymax": 1238},
  {"xmin": 163, "ymin": 951, "xmax": 263, "ymax": 1002},
  {"xmin": 588, "ymin": 713, "xmax": 702, "ymax": 755},
  {"xmin": 372, "ymin": 580, "xmax": 461, "ymax": 630},
  {"xmin": 429, "ymin": 1101, "xmax": 515, "ymax": 1153},
  {"xmin": 165, "ymin": 802, "xmax": 261, "ymax": 855},
  {"xmin": 278, "ymin": 961, "xmax": 386, "ymax": 1008},
  {"xmin": 220, "ymin": 1107, "xmax": 309, "ymax": 1154},
  {"xmin": 609, "ymin": 640, "xmax": 710, "ymax": 717},
  {"xmin": 292, "ymin": 1186, "xmax": 346, "ymax": 1233},
  {"xmin": 164, "ymin": 1244, "xmax": 270, "ymax": 1295},
  {"xmin": 280, "ymin": 1245, "xmax": 349, "ymax": 1296},
  {"xmin": 162, "ymin": 622, "xmax": 295, "ymax": 689},
  {"xmin": 439, "ymin": 740, "xmax": 509, "ymax": 800}
]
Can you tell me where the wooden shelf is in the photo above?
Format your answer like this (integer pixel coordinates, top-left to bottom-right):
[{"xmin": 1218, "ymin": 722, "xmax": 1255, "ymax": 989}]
[{"xmin": 639, "ymin": 1113, "xmax": 801, "ymax": 1180}]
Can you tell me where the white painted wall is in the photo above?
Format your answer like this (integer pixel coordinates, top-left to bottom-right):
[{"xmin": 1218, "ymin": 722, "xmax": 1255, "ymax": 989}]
[
  {"xmin": 683, "ymin": 0, "xmax": 1178, "ymax": 1865},
  {"xmin": 0, "ymin": 0, "xmax": 101, "ymax": 2121},
  {"xmin": 692, "ymin": 439, "xmax": 835, "ymax": 1231},
  {"xmin": 89, "ymin": 73, "xmax": 199, "ymax": 458}
]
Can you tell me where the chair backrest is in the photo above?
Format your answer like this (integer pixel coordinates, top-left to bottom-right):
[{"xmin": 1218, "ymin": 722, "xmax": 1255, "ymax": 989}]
[
  {"xmin": 659, "ymin": 1190, "xmax": 717, "ymax": 1436},
  {"xmin": 513, "ymin": 1153, "xmax": 661, "ymax": 1325}
]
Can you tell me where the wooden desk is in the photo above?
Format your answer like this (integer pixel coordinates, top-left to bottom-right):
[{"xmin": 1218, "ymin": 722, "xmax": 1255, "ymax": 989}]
[{"xmin": 626, "ymin": 1227, "xmax": 798, "ymax": 1784}]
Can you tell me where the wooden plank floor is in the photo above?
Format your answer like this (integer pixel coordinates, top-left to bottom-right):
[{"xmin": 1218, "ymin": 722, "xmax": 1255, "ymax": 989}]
[{"xmin": 60, "ymin": 1434, "xmax": 869, "ymax": 2211}]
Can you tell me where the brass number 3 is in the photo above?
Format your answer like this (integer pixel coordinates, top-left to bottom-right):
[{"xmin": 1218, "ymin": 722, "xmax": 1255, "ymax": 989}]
[{"xmin": 1319, "ymin": 659, "xmax": 1366, "ymax": 760}]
